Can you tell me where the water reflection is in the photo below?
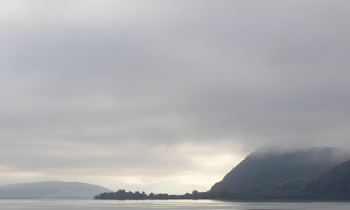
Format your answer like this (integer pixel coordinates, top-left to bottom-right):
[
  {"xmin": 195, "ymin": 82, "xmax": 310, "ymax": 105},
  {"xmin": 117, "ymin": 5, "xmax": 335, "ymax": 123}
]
[{"xmin": 0, "ymin": 200, "xmax": 349, "ymax": 210}]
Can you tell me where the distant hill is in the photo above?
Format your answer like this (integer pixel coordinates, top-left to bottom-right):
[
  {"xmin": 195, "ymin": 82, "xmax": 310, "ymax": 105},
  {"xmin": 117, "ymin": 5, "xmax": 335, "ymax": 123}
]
[
  {"xmin": 306, "ymin": 159, "xmax": 350, "ymax": 199},
  {"xmin": 210, "ymin": 147, "xmax": 349, "ymax": 199},
  {"xmin": 0, "ymin": 181, "xmax": 112, "ymax": 199}
]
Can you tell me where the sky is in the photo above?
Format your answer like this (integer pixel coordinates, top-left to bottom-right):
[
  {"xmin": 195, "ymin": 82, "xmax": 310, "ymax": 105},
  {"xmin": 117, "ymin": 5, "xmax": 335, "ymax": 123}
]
[{"xmin": 1, "ymin": 0, "xmax": 350, "ymax": 194}]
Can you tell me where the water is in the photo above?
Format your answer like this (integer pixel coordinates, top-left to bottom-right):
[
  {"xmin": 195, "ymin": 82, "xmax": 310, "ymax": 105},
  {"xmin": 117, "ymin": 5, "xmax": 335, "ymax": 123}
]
[{"xmin": 0, "ymin": 199, "xmax": 350, "ymax": 210}]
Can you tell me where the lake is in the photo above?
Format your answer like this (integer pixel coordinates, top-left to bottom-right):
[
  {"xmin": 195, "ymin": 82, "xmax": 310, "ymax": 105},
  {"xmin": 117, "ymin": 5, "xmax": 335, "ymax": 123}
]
[{"xmin": 0, "ymin": 199, "xmax": 350, "ymax": 210}]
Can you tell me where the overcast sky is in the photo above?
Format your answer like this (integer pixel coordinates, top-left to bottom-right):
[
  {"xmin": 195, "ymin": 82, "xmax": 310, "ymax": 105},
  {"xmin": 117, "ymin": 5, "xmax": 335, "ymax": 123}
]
[{"xmin": 1, "ymin": 0, "xmax": 350, "ymax": 193}]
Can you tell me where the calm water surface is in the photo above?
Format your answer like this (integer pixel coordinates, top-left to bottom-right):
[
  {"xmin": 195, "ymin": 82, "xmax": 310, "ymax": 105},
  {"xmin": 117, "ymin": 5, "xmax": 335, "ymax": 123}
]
[{"xmin": 0, "ymin": 200, "xmax": 349, "ymax": 210}]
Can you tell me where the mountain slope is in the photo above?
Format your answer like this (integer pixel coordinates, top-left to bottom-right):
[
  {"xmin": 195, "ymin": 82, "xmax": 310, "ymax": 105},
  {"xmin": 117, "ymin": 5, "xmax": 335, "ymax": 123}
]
[
  {"xmin": 210, "ymin": 147, "xmax": 349, "ymax": 198},
  {"xmin": 306, "ymin": 159, "xmax": 350, "ymax": 199},
  {"xmin": 0, "ymin": 181, "xmax": 112, "ymax": 199}
]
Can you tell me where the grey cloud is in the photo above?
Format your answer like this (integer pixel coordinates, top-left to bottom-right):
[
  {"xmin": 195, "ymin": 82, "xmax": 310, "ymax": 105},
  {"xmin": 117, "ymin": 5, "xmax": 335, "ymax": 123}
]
[{"xmin": 1, "ymin": 0, "xmax": 350, "ymax": 193}]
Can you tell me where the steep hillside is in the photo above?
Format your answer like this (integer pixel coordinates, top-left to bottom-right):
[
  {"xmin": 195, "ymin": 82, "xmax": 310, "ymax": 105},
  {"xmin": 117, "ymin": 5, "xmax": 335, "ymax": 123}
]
[
  {"xmin": 210, "ymin": 147, "xmax": 349, "ymax": 199},
  {"xmin": 0, "ymin": 181, "xmax": 112, "ymax": 199},
  {"xmin": 306, "ymin": 159, "xmax": 350, "ymax": 199}
]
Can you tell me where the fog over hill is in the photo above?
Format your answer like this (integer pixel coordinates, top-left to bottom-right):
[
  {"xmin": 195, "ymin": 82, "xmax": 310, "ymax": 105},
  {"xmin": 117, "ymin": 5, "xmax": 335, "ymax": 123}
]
[
  {"xmin": 0, "ymin": 181, "xmax": 112, "ymax": 199},
  {"xmin": 210, "ymin": 147, "xmax": 350, "ymax": 198}
]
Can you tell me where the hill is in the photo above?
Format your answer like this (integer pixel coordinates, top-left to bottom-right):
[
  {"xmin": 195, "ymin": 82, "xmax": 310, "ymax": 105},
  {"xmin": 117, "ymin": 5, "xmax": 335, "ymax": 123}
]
[
  {"xmin": 210, "ymin": 147, "xmax": 349, "ymax": 199},
  {"xmin": 0, "ymin": 181, "xmax": 112, "ymax": 199},
  {"xmin": 306, "ymin": 159, "xmax": 350, "ymax": 199}
]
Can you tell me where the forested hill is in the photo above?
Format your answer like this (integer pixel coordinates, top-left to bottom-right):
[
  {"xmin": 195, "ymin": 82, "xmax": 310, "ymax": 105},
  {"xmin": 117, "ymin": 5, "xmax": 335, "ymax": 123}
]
[
  {"xmin": 306, "ymin": 159, "xmax": 350, "ymax": 199},
  {"xmin": 210, "ymin": 147, "xmax": 349, "ymax": 199}
]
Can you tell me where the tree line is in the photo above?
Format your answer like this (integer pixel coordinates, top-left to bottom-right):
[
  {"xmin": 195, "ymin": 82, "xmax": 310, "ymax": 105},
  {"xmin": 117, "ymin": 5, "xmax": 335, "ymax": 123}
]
[{"xmin": 94, "ymin": 189, "xmax": 227, "ymax": 200}]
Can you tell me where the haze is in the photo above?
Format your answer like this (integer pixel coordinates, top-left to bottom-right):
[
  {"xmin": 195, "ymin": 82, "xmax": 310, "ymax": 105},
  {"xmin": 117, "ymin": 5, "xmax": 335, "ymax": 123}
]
[{"xmin": 1, "ymin": 0, "xmax": 350, "ymax": 194}]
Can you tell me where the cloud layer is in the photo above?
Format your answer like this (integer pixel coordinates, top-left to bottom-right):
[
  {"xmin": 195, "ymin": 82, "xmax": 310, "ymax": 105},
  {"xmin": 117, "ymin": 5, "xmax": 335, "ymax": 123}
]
[{"xmin": 1, "ymin": 0, "xmax": 350, "ymax": 193}]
